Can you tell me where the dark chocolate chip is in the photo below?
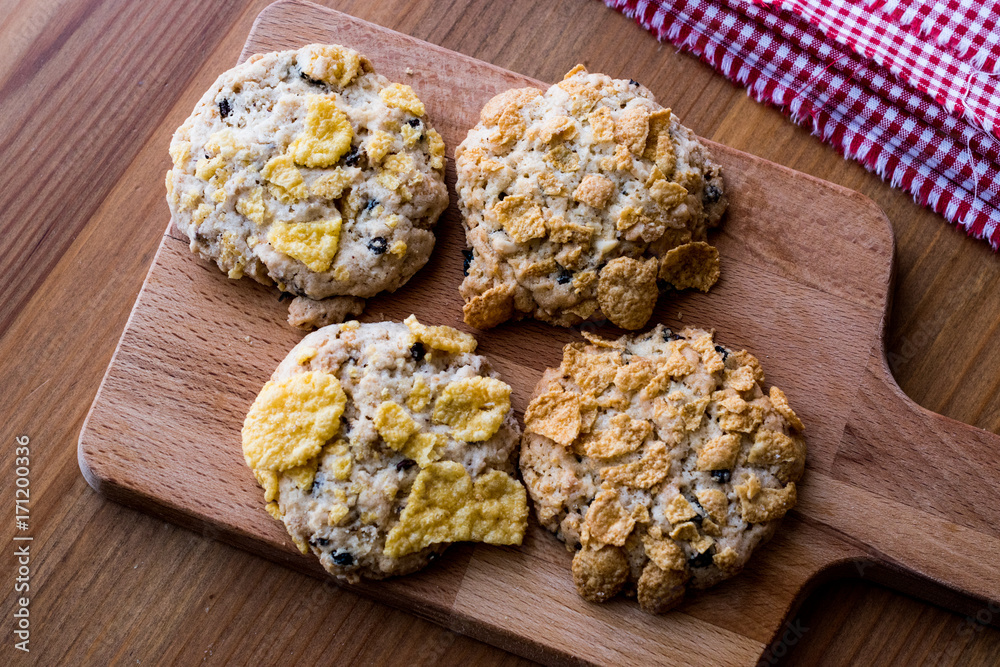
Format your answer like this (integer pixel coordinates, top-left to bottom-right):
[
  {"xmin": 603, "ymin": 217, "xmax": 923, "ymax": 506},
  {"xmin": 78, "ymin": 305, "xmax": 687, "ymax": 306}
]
[
  {"xmin": 629, "ymin": 78, "xmax": 640, "ymax": 86},
  {"xmin": 714, "ymin": 345, "xmax": 729, "ymax": 361},
  {"xmin": 704, "ymin": 184, "xmax": 722, "ymax": 204},
  {"xmin": 367, "ymin": 237, "xmax": 388, "ymax": 254},
  {"xmin": 364, "ymin": 198, "xmax": 379, "ymax": 212},
  {"xmin": 497, "ymin": 192, "xmax": 507, "ymax": 201},
  {"xmin": 218, "ymin": 98, "xmax": 232, "ymax": 119},
  {"xmin": 711, "ymin": 469, "xmax": 731, "ymax": 483},
  {"xmin": 299, "ymin": 68, "xmax": 326, "ymax": 87},
  {"xmin": 332, "ymin": 551, "xmax": 354, "ymax": 566},
  {"xmin": 343, "ymin": 147, "xmax": 361, "ymax": 167},
  {"xmin": 557, "ymin": 268, "xmax": 573, "ymax": 284},
  {"xmin": 310, "ymin": 536, "xmax": 330, "ymax": 547},
  {"xmin": 688, "ymin": 550, "xmax": 714, "ymax": 568},
  {"xmin": 406, "ymin": 117, "xmax": 421, "ymax": 127},
  {"xmin": 462, "ymin": 249, "xmax": 474, "ymax": 276},
  {"xmin": 663, "ymin": 330, "xmax": 686, "ymax": 342},
  {"xmin": 410, "ymin": 342, "xmax": 425, "ymax": 362},
  {"xmin": 396, "ymin": 458, "xmax": 417, "ymax": 472}
]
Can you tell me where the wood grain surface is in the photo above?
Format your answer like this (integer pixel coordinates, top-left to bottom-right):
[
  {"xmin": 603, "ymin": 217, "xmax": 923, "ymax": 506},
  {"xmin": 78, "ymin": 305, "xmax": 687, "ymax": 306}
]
[{"xmin": 3, "ymin": 0, "xmax": 1000, "ymax": 664}]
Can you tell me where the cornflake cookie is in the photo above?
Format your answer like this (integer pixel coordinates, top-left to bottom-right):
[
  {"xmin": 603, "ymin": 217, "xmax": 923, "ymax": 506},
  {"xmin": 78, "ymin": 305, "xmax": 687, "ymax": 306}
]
[
  {"xmin": 166, "ymin": 45, "xmax": 449, "ymax": 329},
  {"xmin": 455, "ymin": 66, "xmax": 726, "ymax": 331},
  {"xmin": 241, "ymin": 317, "xmax": 527, "ymax": 581},
  {"xmin": 519, "ymin": 325, "xmax": 805, "ymax": 613}
]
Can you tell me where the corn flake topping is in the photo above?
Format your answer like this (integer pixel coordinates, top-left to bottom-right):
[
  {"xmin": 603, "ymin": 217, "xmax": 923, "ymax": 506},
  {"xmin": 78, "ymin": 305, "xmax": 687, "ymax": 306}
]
[
  {"xmin": 432, "ymin": 376, "xmax": 511, "ymax": 442},
  {"xmin": 383, "ymin": 461, "xmax": 527, "ymax": 557},
  {"xmin": 242, "ymin": 371, "xmax": 346, "ymax": 471}
]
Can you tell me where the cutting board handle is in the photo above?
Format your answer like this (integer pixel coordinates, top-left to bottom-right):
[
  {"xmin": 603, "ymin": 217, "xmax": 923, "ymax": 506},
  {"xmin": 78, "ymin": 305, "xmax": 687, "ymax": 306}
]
[{"xmin": 826, "ymin": 344, "xmax": 1000, "ymax": 610}]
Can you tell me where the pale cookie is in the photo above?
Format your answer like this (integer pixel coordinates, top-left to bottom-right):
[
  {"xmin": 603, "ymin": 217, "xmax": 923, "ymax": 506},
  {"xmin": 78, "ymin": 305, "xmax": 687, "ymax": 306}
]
[
  {"xmin": 519, "ymin": 325, "xmax": 805, "ymax": 613},
  {"xmin": 455, "ymin": 66, "xmax": 726, "ymax": 330},
  {"xmin": 166, "ymin": 45, "xmax": 449, "ymax": 329},
  {"xmin": 241, "ymin": 318, "xmax": 527, "ymax": 581}
]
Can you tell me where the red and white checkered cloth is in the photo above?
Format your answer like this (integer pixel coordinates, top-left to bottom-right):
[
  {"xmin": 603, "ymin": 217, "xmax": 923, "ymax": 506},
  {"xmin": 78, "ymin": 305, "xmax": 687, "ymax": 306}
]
[{"xmin": 604, "ymin": 0, "xmax": 1000, "ymax": 248}]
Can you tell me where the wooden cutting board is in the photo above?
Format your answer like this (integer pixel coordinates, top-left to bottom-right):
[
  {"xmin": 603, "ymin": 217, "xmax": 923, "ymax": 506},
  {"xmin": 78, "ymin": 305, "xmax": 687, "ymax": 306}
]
[{"xmin": 78, "ymin": 1, "xmax": 1000, "ymax": 664}]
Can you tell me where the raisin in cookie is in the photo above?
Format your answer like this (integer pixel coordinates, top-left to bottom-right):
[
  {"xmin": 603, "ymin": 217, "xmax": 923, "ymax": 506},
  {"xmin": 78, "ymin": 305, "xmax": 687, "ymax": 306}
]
[
  {"xmin": 242, "ymin": 317, "xmax": 527, "ymax": 581},
  {"xmin": 166, "ymin": 45, "xmax": 449, "ymax": 329},
  {"xmin": 455, "ymin": 65, "xmax": 726, "ymax": 331},
  {"xmin": 519, "ymin": 326, "xmax": 805, "ymax": 613}
]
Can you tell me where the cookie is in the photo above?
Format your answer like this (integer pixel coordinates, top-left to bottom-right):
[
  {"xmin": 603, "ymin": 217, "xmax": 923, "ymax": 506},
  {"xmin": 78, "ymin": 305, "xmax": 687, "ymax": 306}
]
[
  {"xmin": 166, "ymin": 44, "xmax": 449, "ymax": 329},
  {"xmin": 455, "ymin": 65, "xmax": 726, "ymax": 331},
  {"xmin": 519, "ymin": 325, "xmax": 805, "ymax": 613},
  {"xmin": 241, "ymin": 317, "xmax": 527, "ymax": 581}
]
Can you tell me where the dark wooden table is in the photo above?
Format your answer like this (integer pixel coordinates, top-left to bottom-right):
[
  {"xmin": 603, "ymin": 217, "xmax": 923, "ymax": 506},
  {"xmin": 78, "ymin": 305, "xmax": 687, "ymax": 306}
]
[{"xmin": 2, "ymin": 0, "xmax": 999, "ymax": 664}]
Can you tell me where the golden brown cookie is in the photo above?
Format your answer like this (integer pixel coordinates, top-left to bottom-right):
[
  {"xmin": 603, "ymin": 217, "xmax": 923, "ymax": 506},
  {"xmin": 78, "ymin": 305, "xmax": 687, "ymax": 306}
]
[
  {"xmin": 455, "ymin": 66, "xmax": 726, "ymax": 331},
  {"xmin": 519, "ymin": 325, "xmax": 805, "ymax": 613}
]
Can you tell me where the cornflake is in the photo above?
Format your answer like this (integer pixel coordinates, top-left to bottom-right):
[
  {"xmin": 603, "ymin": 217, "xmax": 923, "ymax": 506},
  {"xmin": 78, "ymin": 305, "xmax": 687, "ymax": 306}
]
[
  {"xmin": 236, "ymin": 186, "xmax": 268, "ymax": 226},
  {"xmin": 769, "ymin": 386, "xmax": 804, "ymax": 431},
  {"xmin": 588, "ymin": 106, "xmax": 615, "ymax": 143},
  {"xmin": 736, "ymin": 482, "xmax": 797, "ymax": 523},
  {"xmin": 407, "ymin": 376, "xmax": 432, "ymax": 412},
  {"xmin": 659, "ymin": 242, "xmax": 721, "ymax": 293},
  {"xmin": 597, "ymin": 257, "xmax": 659, "ymax": 330},
  {"xmin": 462, "ymin": 283, "xmax": 516, "ymax": 330},
  {"xmin": 642, "ymin": 531, "xmax": 686, "ymax": 571},
  {"xmin": 584, "ymin": 488, "xmax": 635, "ymax": 546},
  {"xmin": 288, "ymin": 95, "xmax": 354, "ymax": 168},
  {"xmin": 432, "ymin": 376, "xmax": 511, "ymax": 442},
  {"xmin": 573, "ymin": 174, "xmax": 615, "ymax": 209},
  {"xmin": 524, "ymin": 388, "xmax": 582, "ymax": 447},
  {"xmin": 299, "ymin": 44, "xmax": 363, "ymax": 87},
  {"xmin": 600, "ymin": 441, "xmax": 670, "ymax": 488},
  {"xmin": 261, "ymin": 153, "xmax": 306, "ymax": 200},
  {"xmin": 664, "ymin": 494, "xmax": 698, "ymax": 524},
  {"xmin": 242, "ymin": 371, "xmax": 346, "ymax": 471},
  {"xmin": 404, "ymin": 314, "xmax": 477, "ymax": 353},
  {"xmin": 373, "ymin": 401, "xmax": 419, "ymax": 449},
  {"xmin": 748, "ymin": 429, "xmax": 805, "ymax": 482},
  {"xmin": 613, "ymin": 357, "xmax": 655, "ymax": 394},
  {"xmin": 253, "ymin": 469, "xmax": 279, "ymax": 503},
  {"xmin": 267, "ymin": 217, "xmax": 342, "ymax": 272},
  {"xmin": 562, "ymin": 344, "xmax": 621, "ymax": 394},
  {"xmin": 614, "ymin": 104, "xmax": 650, "ymax": 154},
  {"xmin": 493, "ymin": 195, "xmax": 547, "ymax": 243},
  {"xmin": 643, "ymin": 109, "xmax": 676, "ymax": 177},
  {"xmin": 379, "ymin": 83, "xmax": 426, "ymax": 116},
  {"xmin": 383, "ymin": 462, "xmax": 527, "ymax": 557},
  {"xmin": 695, "ymin": 488, "xmax": 728, "ymax": 523},
  {"xmin": 696, "ymin": 433, "xmax": 741, "ymax": 471},
  {"xmin": 582, "ymin": 412, "xmax": 652, "ymax": 459}
]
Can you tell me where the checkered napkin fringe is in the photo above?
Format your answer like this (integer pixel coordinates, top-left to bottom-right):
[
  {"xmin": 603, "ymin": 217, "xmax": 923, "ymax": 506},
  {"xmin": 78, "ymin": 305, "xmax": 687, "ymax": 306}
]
[{"xmin": 603, "ymin": 0, "xmax": 1000, "ymax": 249}]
